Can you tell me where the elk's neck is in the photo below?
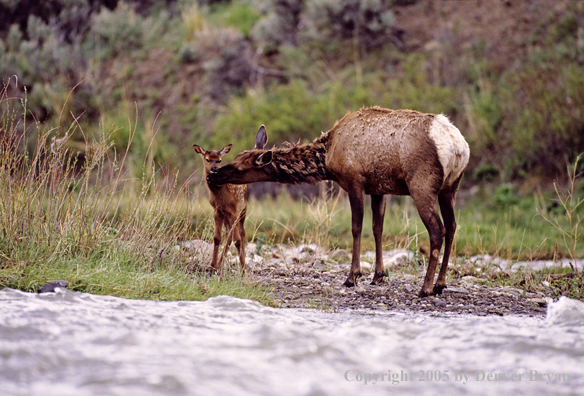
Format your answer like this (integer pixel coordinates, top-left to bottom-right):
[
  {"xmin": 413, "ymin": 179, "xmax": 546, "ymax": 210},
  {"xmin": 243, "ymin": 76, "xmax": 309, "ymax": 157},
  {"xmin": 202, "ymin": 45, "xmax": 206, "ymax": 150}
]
[{"xmin": 270, "ymin": 133, "xmax": 332, "ymax": 184}]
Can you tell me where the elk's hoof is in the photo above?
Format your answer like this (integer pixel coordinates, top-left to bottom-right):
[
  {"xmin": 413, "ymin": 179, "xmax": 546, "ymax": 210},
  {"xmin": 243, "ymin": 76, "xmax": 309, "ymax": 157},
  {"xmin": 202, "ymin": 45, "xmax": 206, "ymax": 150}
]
[
  {"xmin": 432, "ymin": 283, "xmax": 447, "ymax": 295},
  {"xmin": 418, "ymin": 289, "xmax": 431, "ymax": 298},
  {"xmin": 343, "ymin": 279, "xmax": 355, "ymax": 287},
  {"xmin": 343, "ymin": 272, "xmax": 363, "ymax": 287},
  {"xmin": 370, "ymin": 272, "xmax": 386, "ymax": 285}
]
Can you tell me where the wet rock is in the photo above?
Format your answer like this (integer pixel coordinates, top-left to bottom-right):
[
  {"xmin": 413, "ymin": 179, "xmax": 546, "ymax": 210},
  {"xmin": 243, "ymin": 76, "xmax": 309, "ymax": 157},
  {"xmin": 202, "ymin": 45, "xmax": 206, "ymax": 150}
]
[
  {"xmin": 530, "ymin": 298, "xmax": 548, "ymax": 307},
  {"xmin": 38, "ymin": 280, "xmax": 69, "ymax": 293}
]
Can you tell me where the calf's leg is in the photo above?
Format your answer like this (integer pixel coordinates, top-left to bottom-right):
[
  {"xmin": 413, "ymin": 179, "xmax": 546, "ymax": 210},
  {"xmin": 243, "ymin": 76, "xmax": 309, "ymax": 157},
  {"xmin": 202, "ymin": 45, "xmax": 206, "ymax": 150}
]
[
  {"xmin": 211, "ymin": 213, "xmax": 224, "ymax": 270},
  {"xmin": 217, "ymin": 217, "xmax": 235, "ymax": 271}
]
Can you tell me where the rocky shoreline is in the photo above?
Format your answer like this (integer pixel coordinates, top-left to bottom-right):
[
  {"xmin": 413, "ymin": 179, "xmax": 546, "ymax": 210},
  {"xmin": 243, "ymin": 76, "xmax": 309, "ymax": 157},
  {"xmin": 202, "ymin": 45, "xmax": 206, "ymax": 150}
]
[
  {"xmin": 182, "ymin": 241, "xmax": 552, "ymax": 317},
  {"xmin": 245, "ymin": 257, "xmax": 548, "ymax": 317}
]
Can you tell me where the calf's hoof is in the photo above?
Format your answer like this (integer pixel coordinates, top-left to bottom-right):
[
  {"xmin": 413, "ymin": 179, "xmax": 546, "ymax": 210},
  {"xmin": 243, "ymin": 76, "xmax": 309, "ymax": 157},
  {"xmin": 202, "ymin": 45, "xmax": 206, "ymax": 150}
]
[{"xmin": 418, "ymin": 289, "xmax": 431, "ymax": 298}]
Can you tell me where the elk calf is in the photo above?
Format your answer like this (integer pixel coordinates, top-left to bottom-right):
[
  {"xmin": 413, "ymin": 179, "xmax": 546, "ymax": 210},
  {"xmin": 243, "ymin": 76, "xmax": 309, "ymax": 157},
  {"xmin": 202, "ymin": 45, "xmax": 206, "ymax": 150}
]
[
  {"xmin": 193, "ymin": 144, "xmax": 247, "ymax": 271},
  {"xmin": 207, "ymin": 108, "xmax": 470, "ymax": 297}
]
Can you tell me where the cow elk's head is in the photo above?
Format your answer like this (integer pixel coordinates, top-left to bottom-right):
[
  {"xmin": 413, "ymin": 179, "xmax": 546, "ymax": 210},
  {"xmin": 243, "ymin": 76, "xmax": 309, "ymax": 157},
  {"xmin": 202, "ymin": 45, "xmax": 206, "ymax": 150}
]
[{"xmin": 206, "ymin": 126, "xmax": 273, "ymax": 185}]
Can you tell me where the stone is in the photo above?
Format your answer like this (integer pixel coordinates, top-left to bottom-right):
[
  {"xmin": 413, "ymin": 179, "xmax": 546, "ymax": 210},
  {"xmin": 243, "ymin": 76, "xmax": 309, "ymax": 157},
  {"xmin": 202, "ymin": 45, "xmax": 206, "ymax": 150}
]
[
  {"xmin": 38, "ymin": 280, "xmax": 69, "ymax": 293},
  {"xmin": 329, "ymin": 249, "xmax": 351, "ymax": 263},
  {"xmin": 461, "ymin": 275, "xmax": 479, "ymax": 283},
  {"xmin": 383, "ymin": 251, "xmax": 411, "ymax": 269},
  {"xmin": 443, "ymin": 287, "xmax": 469, "ymax": 294},
  {"xmin": 360, "ymin": 262, "xmax": 372, "ymax": 272},
  {"xmin": 401, "ymin": 274, "xmax": 417, "ymax": 282},
  {"xmin": 530, "ymin": 298, "xmax": 548, "ymax": 307},
  {"xmin": 432, "ymin": 298, "xmax": 447, "ymax": 308}
]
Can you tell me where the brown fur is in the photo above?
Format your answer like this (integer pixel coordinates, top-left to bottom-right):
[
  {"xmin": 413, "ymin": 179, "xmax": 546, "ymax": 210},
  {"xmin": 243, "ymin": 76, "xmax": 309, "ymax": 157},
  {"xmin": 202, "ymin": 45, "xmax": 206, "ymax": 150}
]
[
  {"xmin": 193, "ymin": 144, "xmax": 247, "ymax": 271},
  {"xmin": 208, "ymin": 107, "xmax": 470, "ymax": 296}
]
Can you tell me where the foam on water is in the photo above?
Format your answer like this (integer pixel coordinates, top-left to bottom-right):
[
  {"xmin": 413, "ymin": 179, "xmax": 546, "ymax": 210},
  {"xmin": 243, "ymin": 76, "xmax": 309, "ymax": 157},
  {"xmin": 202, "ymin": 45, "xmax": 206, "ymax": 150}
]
[{"xmin": 0, "ymin": 288, "xmax": 583, "ymax": 396}]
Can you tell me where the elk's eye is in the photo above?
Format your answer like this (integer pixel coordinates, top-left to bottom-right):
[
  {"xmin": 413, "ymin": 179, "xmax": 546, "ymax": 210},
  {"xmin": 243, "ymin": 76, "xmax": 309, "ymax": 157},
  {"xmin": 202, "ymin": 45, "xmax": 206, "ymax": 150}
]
[
  {"xmin": 205, "ymin": 159, "xmax": 210, "ymax": 162},
  {"xmin": 218, "ymin": 160, "xmax": 222, "ymax": 163}
]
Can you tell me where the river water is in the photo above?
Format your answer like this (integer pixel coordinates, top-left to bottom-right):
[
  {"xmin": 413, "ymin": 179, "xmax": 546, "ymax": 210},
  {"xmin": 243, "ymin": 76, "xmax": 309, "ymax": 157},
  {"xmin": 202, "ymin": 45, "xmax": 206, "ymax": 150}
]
[{"xmin": 1, "ymin": 288, "xmax": 583, "ymax": 396}]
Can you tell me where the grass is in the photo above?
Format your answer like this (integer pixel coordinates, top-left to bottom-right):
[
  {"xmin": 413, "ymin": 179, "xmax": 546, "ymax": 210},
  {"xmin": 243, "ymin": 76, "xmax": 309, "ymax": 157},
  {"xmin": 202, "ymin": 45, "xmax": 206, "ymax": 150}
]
[
  {"xmin": 0, "ymin": 85, "xmax": 275, "ymax": 305},
  {"xmin": 243, "ymin": 189, "xmax": 583, "ymax": 262},
  {"xmin": 1, "ymin": 79, "xmax": 582, "ymax": 304}
]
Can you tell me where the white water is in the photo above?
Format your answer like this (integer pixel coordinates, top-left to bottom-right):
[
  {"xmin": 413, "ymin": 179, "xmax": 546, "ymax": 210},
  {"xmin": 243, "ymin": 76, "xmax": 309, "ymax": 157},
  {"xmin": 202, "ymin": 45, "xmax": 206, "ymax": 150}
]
[{"xmin": 1, "ymin": 288, "xmax": 583, "ymax": 396}]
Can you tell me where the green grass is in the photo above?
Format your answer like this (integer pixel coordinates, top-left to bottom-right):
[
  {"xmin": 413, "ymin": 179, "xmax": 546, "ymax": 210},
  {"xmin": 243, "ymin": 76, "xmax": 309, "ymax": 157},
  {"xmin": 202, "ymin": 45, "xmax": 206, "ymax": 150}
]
[
  {"xmin": 0, "ymin": 89, "xmax": 274, "ymax": 305},
  {"xmin": 1, "ymin": 81, "xmax": 582, "ymax": 305},
  {"xmin": 242, "ymin": 188, "xmax": 583, "ymax": 262}
]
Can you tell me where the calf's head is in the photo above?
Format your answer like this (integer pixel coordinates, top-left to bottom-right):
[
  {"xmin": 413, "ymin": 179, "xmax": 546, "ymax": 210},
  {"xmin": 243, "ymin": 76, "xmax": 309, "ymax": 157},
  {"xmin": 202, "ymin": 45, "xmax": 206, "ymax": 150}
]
[{"xmin": 193, "ymin": 144, "xmax": 232, "ymax": 175}]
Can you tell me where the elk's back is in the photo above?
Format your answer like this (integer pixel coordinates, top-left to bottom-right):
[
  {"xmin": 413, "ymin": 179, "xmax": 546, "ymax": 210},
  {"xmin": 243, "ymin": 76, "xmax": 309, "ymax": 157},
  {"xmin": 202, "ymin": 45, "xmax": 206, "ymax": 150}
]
[{"xmin": 325, "ymin": 108, "xmax": 469, "ymax": 195}]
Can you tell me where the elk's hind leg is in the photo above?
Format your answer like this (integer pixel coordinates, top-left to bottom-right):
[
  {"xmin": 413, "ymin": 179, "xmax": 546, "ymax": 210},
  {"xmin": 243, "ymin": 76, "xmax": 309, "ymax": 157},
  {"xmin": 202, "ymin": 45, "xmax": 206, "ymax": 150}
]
[
  {"xmin": 410, "ymin": 188, "xmax": 445, "ymax": 297},
  {"xmin": 371, "ymin": 194, "xmax": 387, "ymax": 285},
  {"xmin": 434, "ymin": 179, "xmax": 462, "ymax": 294}
]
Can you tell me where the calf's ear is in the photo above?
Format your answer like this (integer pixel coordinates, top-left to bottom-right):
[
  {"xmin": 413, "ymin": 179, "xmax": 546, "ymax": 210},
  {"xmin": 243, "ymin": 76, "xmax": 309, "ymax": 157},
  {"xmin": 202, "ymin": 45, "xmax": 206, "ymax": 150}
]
[
  {"xmin": 219, "ymin": 144, "xmax": 232, "ymax": 156},
  {"xmin": 193, "ymin": 144, "xmax": 205, "ymax": 156}
]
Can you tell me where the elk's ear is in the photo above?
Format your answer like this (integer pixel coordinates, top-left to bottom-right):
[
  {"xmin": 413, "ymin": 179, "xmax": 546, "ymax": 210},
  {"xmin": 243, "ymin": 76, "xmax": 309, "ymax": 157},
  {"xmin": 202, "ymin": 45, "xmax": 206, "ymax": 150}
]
[
  {"xmin": 219, "ymin": 144, "xmax": 232, "ymax": 156},
  {"xmin": 193, "ymin": 144, "xmax": 205, "ymax": 156},
  {"xmin": 255, "ymin": 151, "xmax": 273, "ymax": 166},
  {"xmin": 254, "ymin": 125, "xmax": 268, "ymax": 150}
]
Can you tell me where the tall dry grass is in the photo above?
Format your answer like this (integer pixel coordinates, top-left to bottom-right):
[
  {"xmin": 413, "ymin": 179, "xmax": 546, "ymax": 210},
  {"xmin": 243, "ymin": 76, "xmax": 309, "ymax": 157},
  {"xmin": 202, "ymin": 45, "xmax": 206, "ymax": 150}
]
[{"xmin": 0, "ymin": 80, "xmax": 272, "ymax": 303}]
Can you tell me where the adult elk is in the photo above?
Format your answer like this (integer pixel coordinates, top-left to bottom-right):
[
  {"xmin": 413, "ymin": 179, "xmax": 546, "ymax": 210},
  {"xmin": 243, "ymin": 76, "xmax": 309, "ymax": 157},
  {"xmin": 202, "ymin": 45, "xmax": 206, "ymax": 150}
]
[
  {"xmin": 193, "ymin": 143, "xmax": 247, "ymax": 272},
  {"xmin": 207, "ymin": 107, "xmax": 470, "ymax": 297}
]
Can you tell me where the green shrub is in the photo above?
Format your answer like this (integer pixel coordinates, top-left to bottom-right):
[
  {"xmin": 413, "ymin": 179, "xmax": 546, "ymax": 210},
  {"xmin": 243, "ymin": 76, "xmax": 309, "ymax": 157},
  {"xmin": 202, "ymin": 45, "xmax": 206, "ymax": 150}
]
[
  {"xmin": 250, "ymin": 0, "xmax": 303, "ymax": 47},
  {"xmin": 87, "ymin": 3, "xmax": 173, "ymax": 60},
  {"xmin": 472, "ymin": 164, "xmax": 499, "ymax": 182},
  {"xmin": 209, "ymin": 1, "xmax": 261, "ymax": 37},
  {"xmin": 305, "ymin": 0, "xmax": 395, "ymax": 46},
  {"xmin": 494, "ymin": 184, "xmax": 518, "ymax": 208}
]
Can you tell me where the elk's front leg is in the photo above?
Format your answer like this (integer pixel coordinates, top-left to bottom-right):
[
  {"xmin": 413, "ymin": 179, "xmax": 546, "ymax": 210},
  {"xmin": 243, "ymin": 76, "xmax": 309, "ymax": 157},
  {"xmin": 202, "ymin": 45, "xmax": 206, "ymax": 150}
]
[
  {"xmin": 371, "ymin": 194, "xmax": 387, "ymax": 285},
  {"xmin": 343, "ymin": 187, "xmax": 365, "ymax": 287}
]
